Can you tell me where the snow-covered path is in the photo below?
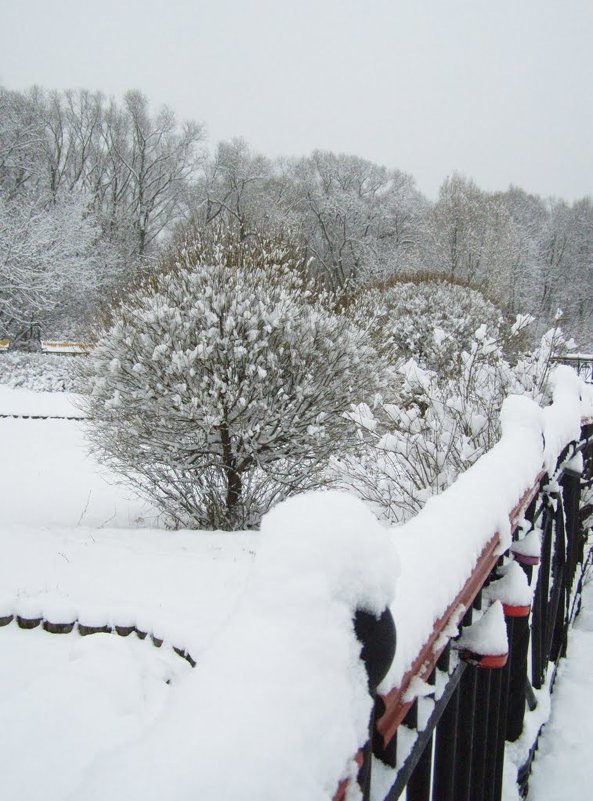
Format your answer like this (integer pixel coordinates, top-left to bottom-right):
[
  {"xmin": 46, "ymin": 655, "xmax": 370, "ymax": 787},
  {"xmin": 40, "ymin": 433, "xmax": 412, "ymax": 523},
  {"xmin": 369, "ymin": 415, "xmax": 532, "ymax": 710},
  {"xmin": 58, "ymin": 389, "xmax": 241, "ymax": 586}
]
[{"xmin": 527, "ymin": 579, "xmax": 593, "ymax": 800}]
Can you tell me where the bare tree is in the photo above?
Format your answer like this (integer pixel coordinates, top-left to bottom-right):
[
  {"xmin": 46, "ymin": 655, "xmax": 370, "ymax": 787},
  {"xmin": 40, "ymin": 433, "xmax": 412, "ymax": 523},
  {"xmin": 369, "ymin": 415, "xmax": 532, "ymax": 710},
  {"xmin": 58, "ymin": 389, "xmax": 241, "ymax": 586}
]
[{"xmin": 117, "ymin": 90, "xmax": 205, "ymax": 258}]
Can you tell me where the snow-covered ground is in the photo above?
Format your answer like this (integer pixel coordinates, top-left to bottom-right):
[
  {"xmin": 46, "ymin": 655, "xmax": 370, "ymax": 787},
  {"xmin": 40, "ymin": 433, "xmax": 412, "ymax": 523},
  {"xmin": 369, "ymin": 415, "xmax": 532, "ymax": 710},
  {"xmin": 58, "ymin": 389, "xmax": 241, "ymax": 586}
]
[
  {"xmin": 0, "ymin": 627, "xmax": 191, "ymax": 801},
  {"xmin": 0, "ymin": 386, "xmax": 392, "ymax": 801},
  {"xmin": 0, "ymin": 386, "xmax": 147, "ymax": 529},
  {"xmin": 526, "ymin": 579, "xmax": 593, "ymax": 801},
  {"xmin": 0, "ymin": 384, "xmax": 84, "ymax": 417},
  {"xmin": 1, "ymin": 376, "xmax": 593, "ymax": 801},
  {"xmin": 0, "ymin": 387, "xmax": 260, "ymax": 800}
]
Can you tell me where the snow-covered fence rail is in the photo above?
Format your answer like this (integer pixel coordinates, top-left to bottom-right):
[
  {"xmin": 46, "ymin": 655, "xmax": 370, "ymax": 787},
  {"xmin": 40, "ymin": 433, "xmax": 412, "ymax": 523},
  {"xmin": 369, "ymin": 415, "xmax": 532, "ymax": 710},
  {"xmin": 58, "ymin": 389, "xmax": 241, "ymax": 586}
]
[{"xmin": 340, "ymin": 368, "xmax": 593, "ymax": 801}]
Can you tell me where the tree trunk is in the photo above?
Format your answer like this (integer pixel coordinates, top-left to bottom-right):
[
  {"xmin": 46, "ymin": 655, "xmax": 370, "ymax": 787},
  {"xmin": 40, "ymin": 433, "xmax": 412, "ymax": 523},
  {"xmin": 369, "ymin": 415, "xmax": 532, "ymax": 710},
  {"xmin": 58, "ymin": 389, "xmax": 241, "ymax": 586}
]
[{"xmin": 219, "ymin": 418, "xmax": 242, "ymax": 527}]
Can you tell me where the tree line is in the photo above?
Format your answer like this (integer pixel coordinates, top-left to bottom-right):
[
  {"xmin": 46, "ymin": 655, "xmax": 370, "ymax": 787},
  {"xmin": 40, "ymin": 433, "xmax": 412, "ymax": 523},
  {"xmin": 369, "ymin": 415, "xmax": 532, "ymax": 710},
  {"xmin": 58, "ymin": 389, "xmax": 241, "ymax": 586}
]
[{"xmin": 1, "ymin": 84, "xmax": 592, "ymax": 347}]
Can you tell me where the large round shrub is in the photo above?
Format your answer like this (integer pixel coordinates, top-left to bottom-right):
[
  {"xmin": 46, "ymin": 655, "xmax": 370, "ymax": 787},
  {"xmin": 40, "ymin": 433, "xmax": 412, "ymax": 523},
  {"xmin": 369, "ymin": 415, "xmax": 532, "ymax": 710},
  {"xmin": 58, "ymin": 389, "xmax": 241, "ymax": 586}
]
[{"xmin": 84, "ymin": 229, "xmax": 382, "ymax": 530}]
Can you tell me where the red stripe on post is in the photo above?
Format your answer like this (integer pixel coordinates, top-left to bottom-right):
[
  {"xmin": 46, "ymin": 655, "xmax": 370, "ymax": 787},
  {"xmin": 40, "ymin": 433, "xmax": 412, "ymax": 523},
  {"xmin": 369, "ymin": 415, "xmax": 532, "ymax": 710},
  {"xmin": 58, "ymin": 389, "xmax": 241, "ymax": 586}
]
[
  {"xmin": 503, "ymin": 603, "xmax": 531, "ymax": 618},
  {"xmin": 461, "ymin": 649, "xmax": 508, "ymax": 668}
]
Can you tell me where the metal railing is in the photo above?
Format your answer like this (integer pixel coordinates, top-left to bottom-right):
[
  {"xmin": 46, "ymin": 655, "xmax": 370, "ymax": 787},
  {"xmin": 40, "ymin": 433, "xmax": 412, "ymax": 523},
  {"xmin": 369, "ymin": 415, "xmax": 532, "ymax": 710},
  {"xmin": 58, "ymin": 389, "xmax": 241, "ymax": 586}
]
[{"xmin": 342, "ymin": 421, "xmax": 593, "ymax": 801}]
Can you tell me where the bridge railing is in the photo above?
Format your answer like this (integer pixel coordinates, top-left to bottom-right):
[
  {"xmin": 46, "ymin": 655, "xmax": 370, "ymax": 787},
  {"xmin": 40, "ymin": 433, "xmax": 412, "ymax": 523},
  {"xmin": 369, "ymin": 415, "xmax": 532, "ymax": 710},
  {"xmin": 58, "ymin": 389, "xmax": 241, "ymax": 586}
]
[{"xmin": 338, "ymin": 378, "xmax": 593, "ymax": 801}]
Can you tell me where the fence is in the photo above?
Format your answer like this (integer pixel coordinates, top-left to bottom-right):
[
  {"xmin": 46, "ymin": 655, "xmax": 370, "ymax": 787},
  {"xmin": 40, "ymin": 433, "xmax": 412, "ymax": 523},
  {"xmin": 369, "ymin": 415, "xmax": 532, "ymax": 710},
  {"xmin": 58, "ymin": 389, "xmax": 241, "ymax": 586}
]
[
  {"xmin": 340, "ymin": 418, "xmax": 593, "ymax": 801},
  {"xmin": 0, "ymin": 340, "xmax": 90, "ymax": 354},
  {"xmin": 551, "ymin": 354, "xmax": 593, "ymax": 384}
]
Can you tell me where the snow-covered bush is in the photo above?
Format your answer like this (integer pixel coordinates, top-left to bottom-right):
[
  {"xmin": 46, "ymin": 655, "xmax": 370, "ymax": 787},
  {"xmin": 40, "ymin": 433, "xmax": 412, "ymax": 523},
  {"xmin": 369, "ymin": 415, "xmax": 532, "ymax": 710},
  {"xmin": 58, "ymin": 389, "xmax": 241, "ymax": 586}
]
[
  {"xmin": 349, "ymin": 275, "xmax": 509, "ymax": 376},
  {"xmin": 0, "ymin": 352, "xmax": 77, "ymax": 391},
  {"xmin": 334, "ymin": 322, "xmax": 524, "ymax": 523},
  {"xmin": 335, "ymin": 291, "xmax": 569, "ymax": 524},
  {"xmin": 83, "ymin": 227, "xmax": 383, "ymax": 530}
]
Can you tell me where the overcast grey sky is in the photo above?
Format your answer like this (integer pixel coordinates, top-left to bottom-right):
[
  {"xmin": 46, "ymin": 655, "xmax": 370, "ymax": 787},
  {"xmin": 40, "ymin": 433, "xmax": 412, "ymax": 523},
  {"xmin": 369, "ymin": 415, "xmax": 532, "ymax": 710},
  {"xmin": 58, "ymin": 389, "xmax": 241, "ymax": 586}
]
[{"xmin": 1, "ymin": 0, "xmax": 592, "ymax": 201}]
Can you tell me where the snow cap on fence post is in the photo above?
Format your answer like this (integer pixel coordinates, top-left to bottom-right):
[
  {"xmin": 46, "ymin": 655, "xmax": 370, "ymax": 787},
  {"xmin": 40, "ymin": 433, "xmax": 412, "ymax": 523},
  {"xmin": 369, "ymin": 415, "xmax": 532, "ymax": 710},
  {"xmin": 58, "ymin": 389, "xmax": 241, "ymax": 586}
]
[
  {"xmin": 456, "ymin": 600, "xmax": 509, "ymax": 667},
  {"xmin": 259, "ymin": 489, "xmax": 399, "ymax": 617},
  {"xmin": 484, "ymin": 561, "xmax": 533, "ymax": 617},
  {"xmin": 499, "ymin": 394, "xmax": 544, "ymax": 445}
]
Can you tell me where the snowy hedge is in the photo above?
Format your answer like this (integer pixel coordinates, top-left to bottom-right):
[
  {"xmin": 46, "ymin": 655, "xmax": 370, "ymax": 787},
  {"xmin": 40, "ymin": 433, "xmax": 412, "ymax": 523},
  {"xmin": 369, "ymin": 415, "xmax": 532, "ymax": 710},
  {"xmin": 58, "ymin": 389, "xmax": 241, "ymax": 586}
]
[
  {"xmin": 350, "ymin": 276, "xmax": 509, "ymax": 375},
  {"xmin": 83, "ymin": 228, "xmax": 384, "ymax": 529},
  {"xmin": 0, "ymin": 352, "xmax": 77, "ymax": 392}
]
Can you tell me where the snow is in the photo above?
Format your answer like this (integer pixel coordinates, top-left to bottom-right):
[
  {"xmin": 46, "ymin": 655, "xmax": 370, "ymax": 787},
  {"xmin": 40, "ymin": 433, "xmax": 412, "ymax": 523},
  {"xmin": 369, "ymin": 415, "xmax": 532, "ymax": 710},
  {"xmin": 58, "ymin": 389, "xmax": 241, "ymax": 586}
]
[
  {"xmin": 0, "ymin": 417, "xmax": 156, "ymax": 528},
  {"xmin": 383, "ymin": 367, "xmax": 589, "ymax": 694},
  {"xmin": 542, "ymin": 366, "xmax": 582, "ymax": 473},
  {"xmin": 0, "ymin": 386, "xmax": 398, "ymax": 801},
  {"xmin": 456, "ymin": 600, "xmax": 508, "ymax": 656},
  {"xmin": 0, "ymin": 385, "xmax": 84, "ymax": 417},
  {"xmin": 64, "ymin": 491, "xmax": 397, "ymax": 801},
  {"xmin": 402, "ymin": 675, "xmax": 435, "ymax": 703},
  {"xmin": 383, "ymin": 393, "xmax": 545, "ymax": 692},
  {"xmin": 564, "ymin": 450, "xmax": 584, "ymax": 474},
  {"xmin": 259, "ymin": 490, "xmax": 398, "ymax": 616},
  {"xmin": 511, "ymin": 527, "xmax": 542, "ymax": 559},
  {"xmin": 0, "ymin": 357, "xmax": 591, "ymax": 801},
  {"xmin": 0, "ymin": 352, "xmax": 77, "ymax": 391},
  {"xmin": 0, "ymin": 526, "xmax": 258, "ymax": 663},
  {"xmin": 0, "ymin": 626, "xmax": 190, "ymax": 801},
  {"xmin": 520, "ymin": 581, "xmax": 593, "ymax": 801},
  {"xmin": 484, "ymin": 562, "xmax": 533, "ymax": 607},
  {"xmin": 0, "ymin": 387, "xmax": 261, "ymax": 800}
]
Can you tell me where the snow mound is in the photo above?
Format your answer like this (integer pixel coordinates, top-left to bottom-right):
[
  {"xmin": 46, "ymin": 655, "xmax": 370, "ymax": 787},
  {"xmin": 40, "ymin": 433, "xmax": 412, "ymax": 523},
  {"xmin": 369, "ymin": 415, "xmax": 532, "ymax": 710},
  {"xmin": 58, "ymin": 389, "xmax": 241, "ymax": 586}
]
[
  {"xmin": 71, "ymin": 490, "xmax": 399, "ymax": 801},
  {"xmin": 542, "ymin": 366, "xmax": 582, "ymax": 473},
  {"xmin": 484, "ymin": 561, "xmax": 533, "ymax": 607}
]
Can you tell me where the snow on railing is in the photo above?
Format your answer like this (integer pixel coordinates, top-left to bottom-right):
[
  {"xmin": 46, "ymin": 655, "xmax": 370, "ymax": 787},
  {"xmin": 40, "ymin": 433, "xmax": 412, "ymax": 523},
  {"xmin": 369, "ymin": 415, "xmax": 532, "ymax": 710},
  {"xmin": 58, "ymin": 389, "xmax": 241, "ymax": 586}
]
[{"xmin": 356, "ymin": 367, "xmax": 593, "ymax": 801}]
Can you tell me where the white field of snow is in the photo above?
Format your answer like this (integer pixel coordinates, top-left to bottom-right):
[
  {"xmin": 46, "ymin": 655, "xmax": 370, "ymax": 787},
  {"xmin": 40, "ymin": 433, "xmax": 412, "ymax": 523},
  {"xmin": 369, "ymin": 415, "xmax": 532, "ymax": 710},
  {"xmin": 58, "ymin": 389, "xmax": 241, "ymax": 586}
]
[
  {"xmin": 1, "ymin": 371, "xmax": 593, "ymax": 801},
  {"xmin": 0, "ymin": 388, "xmax": 397, "ymax": 801},
  {"xmin": 0, "ymin": 391, "xmax": 260, "ymax": 801},
  {"xmin": 0, "ymin": 385, "xmax": 84, "ymax": 417}
]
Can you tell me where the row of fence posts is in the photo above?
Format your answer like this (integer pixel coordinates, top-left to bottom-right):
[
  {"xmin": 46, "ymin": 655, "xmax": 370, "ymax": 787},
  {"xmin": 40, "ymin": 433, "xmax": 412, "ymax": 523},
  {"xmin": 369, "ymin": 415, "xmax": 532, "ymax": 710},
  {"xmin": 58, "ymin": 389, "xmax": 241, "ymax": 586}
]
[{"xmin": 353, "ymin": 423, "xmax": 593, "ymax": 801}]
